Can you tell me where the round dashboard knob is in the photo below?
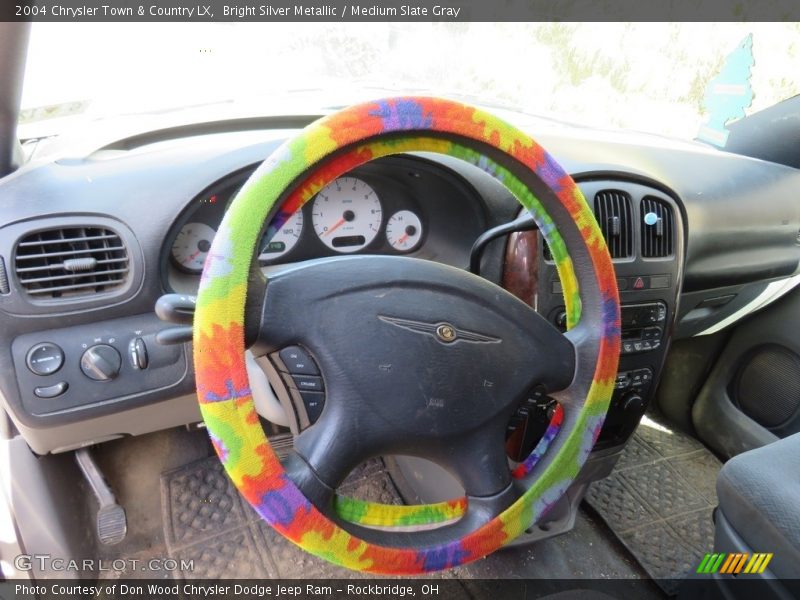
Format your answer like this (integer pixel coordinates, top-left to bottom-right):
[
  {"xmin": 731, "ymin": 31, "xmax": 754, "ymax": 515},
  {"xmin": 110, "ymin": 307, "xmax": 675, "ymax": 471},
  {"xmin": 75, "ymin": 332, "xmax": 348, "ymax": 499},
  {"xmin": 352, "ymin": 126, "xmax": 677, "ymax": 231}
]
[
  {"xmin": 80, "ymin": 345, "xmax": 122, "ymax": 381},
  {"xmin": 622, "ymin": 393, "xmax": 644, "ymax": 413}
]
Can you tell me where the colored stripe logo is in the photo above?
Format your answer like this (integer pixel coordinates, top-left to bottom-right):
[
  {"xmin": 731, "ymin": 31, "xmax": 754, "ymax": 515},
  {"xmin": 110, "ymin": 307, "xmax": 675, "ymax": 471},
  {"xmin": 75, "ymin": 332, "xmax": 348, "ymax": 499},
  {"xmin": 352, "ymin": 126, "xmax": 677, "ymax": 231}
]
[{"xmin": 696, "ymin": 552, "xmax": 773, "ymax": 574}]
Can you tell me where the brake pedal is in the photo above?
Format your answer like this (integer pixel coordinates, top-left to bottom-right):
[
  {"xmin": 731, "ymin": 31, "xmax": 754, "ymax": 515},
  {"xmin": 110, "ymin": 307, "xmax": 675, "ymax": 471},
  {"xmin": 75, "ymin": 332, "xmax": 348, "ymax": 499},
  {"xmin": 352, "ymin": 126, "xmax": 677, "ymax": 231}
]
[{"xmin": 75, "ymin": 448, "xmax": 127, "ymax": 545}]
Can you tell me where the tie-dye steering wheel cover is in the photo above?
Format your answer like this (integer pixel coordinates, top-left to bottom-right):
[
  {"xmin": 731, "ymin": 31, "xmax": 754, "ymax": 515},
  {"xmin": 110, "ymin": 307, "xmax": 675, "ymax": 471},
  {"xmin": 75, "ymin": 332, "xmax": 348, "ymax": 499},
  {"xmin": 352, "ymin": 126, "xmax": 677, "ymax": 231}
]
[{"xmin": 193, "ymin": 97, "xmax": 620, "ymax": 573}]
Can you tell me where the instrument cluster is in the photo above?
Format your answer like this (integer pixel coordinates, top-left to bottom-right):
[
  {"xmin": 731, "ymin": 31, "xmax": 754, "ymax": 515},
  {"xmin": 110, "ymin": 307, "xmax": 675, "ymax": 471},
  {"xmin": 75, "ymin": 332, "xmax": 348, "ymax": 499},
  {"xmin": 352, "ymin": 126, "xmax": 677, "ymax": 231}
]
[{"xmin": 165, "ymin": 166, "xmax": 430, "ymax": 289}]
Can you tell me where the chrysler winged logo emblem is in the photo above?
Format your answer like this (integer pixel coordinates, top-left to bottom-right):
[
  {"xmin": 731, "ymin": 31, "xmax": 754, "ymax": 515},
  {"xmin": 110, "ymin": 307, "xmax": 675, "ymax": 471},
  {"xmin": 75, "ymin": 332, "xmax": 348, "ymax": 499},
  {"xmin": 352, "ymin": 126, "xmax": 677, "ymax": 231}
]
[{"xmin": 378, "ymin": 315, "xmax": 501, "ymax": 344}]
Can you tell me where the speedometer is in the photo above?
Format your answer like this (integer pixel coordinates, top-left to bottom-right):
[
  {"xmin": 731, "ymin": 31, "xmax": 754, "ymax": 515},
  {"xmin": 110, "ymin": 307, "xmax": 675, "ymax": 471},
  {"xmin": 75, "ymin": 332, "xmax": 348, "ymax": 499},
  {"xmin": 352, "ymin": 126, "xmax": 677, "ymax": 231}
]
[
  {"xmin": 311, "ymin": 177, "xmax": 382, "ymax": 253},
  {"xmin": 258, "ymin": 210, "xmax": 304, "ymax": 262},
  {"xmin": 171, "ymin": 222, "xmax": 216, "ymax": 273}
]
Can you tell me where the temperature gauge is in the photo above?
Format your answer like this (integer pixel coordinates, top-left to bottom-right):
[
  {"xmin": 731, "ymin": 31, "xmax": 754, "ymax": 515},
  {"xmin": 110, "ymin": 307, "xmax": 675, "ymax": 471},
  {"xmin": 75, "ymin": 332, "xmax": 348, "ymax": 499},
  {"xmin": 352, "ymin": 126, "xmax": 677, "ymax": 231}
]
[
  {"xmin": 385, "ymin": 210, "xmax": 423, "ymax": 252},
  {"xmin": 171, "ymin": 222, "xmax": 216, "ymax": 273}
]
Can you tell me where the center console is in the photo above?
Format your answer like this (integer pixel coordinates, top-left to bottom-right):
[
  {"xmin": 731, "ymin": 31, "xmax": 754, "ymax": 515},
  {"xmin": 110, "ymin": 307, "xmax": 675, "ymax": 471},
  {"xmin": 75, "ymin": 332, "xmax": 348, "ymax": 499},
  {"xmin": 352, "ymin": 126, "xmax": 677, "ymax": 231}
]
[{"xmin": 503, "ymin": 179, "xmax": 683, "ymax": 455}]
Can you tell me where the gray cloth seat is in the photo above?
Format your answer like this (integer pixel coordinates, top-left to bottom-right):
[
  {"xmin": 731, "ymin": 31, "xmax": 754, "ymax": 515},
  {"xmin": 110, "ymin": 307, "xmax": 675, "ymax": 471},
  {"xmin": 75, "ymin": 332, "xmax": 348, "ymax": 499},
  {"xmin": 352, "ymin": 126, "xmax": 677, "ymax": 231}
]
[{"xmin": 716, "ymin": 433, "xmax": 800, "ymax": 579}]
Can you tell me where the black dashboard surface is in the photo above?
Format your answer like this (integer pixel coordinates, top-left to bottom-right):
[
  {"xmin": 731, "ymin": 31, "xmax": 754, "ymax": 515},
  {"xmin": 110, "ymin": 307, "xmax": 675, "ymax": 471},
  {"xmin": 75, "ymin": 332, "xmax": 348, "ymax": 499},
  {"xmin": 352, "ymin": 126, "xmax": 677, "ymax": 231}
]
[{"xmin": 1, "ymin": 116, "xmax": 799, "ymax": 452}]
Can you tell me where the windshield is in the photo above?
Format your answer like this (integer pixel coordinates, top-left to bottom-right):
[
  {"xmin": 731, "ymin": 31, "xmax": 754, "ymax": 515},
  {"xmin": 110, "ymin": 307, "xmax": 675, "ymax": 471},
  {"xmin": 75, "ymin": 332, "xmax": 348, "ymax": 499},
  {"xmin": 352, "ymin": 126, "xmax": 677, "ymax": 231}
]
[{"xmin": 19, "ymin": 22, "xmax": 800, "ymax": 141}]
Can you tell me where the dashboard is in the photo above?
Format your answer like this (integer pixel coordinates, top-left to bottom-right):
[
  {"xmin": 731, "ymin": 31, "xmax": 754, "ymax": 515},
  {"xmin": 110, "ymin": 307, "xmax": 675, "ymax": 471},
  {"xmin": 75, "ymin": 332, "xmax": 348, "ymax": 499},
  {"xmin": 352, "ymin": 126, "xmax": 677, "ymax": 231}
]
[{"xmin": 1, "ymin": 113, "xmax": 799, "ymax": 456}]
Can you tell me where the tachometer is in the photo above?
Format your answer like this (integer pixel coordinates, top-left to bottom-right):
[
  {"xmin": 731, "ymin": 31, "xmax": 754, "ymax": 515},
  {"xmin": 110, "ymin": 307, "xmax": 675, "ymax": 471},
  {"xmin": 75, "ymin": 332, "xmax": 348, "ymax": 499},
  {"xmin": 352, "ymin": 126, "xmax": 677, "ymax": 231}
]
[
  {"xmin": 311, "ymin": 177, "xmax": 381, "ymax": 253},
  {"xmin": 258, "ymin": 210, "xmax": 304, "ymax": 262},
  {"xmin": 385, "ymin": 210, "xmax": 423, "ymax": 252},
  {"xmin": 171, "ymin": 222, "xmax": 216, "ymax": 273}
]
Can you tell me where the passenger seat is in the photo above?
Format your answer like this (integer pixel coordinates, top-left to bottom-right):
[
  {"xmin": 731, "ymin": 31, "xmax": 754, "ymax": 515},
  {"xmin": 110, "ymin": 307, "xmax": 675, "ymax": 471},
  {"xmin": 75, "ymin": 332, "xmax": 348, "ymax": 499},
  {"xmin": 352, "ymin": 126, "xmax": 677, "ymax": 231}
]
[{"xmin": 714, "ymin": 433, "xmax": 800, "ymax": 584}]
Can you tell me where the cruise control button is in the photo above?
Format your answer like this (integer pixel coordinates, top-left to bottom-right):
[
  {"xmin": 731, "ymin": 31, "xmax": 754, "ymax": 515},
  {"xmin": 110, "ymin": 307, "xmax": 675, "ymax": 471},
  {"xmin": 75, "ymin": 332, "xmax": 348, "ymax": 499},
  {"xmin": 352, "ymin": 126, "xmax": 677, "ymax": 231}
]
[
  {"xmin": 300, "ymin": 391, "xmax": 325, "ymax": 423},
  {"xmin": 34, "ymin": 381, "xmax": 68, "ymax": 398},
  {"xmin": 26, "ymin": 343, "xmax": 65, "ymax": 376},
  {"xmin": 279, "ymin": 346, "xmax": 319, "ymax": 375},
  {"xmin": 291, "ymin": 374, "xmax": 324, "ymax": 392}
]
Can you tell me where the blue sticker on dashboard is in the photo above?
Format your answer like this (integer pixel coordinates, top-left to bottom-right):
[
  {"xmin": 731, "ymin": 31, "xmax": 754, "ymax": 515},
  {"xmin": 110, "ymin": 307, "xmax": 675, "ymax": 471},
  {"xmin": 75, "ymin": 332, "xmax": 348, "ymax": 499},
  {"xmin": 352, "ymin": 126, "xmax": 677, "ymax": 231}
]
[{"xmin": 697, "ymin": 34, "xmax": 755, "ymax": 148}]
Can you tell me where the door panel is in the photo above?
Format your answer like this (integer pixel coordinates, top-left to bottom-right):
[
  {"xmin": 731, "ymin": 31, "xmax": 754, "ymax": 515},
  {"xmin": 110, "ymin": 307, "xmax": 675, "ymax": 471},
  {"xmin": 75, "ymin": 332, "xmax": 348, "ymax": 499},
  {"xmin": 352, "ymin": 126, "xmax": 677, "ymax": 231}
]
[{"xmin": 692, "ymin": 285, "xmax": 800, "ymax": 458}]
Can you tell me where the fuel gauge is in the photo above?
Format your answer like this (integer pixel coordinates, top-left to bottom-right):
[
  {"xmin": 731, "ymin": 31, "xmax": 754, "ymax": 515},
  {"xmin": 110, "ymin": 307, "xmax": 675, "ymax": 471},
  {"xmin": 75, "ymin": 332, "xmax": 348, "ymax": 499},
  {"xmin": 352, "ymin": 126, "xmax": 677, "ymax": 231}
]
[
  {"xmin": 171, "ymin": 222, "xmax": 216, "ymax": 273},
  {"xmin": 385, "ymin": 210, "xmax": 423, "ymax": 252}
]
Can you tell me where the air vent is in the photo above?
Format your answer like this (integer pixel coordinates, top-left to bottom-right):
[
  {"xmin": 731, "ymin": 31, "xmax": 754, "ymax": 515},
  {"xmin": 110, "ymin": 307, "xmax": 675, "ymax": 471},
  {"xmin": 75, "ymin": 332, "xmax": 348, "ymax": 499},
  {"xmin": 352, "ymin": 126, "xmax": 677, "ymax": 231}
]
[
  {"xmin": 14, "ymin": 227, "xmax": 129, "ymax": 299},
  {"xmin": 641, "ymin": 197, "xmax": 674, "ymax": 258},
  {"xmin": 594, "ymin": 190, "xmax": 633, "ymax": 259}
]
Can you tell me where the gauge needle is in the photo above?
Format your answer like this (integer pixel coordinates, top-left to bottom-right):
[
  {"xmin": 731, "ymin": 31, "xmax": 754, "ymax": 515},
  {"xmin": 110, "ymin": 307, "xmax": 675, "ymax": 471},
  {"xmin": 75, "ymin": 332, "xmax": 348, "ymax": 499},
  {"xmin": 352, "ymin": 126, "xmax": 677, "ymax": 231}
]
[
  {"xmin": 397, "ymin": 233, "xmax": 410, "ymax": 246},
  {"xmin": 323, "ymin": 217, "xmax": 346, "ymax": 236}
]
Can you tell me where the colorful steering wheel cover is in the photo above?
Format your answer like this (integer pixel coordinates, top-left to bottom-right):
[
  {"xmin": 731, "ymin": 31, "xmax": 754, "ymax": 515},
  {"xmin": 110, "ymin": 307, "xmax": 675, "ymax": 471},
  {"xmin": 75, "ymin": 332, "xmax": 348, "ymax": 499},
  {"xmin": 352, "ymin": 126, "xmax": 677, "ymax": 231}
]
[{"xmin": 194, "ymin": 97, "xmax": 620, "ymax": 574}]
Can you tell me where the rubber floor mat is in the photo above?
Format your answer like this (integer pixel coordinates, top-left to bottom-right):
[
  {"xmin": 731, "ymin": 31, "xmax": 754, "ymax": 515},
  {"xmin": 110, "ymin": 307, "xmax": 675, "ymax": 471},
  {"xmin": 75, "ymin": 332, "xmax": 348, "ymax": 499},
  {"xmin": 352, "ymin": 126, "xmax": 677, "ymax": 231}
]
[
  {"xmin": 585, "ymin": 414, "xmax": 723, "ymax": 595},
  {"xmin": 160, "ymin": 448, "xmax": 469, "ymax": 581}
]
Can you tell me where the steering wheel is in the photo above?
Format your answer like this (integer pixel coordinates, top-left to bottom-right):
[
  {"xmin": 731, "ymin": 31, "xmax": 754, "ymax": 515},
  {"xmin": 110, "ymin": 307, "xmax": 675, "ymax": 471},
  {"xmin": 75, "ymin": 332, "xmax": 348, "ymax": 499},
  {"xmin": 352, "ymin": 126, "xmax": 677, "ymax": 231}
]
[{"xmin": 193, "ymin": 97, "xmax": 620, "ymax": 574}]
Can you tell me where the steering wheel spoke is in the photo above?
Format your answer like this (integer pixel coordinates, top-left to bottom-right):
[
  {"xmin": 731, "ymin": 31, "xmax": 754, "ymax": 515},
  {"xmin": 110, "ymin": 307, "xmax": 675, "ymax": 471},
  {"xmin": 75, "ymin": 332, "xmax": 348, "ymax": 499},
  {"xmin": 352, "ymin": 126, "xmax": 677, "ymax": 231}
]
[{"xmin": 281, "ymin": 450, "xmax": 337, "ymax": 511}]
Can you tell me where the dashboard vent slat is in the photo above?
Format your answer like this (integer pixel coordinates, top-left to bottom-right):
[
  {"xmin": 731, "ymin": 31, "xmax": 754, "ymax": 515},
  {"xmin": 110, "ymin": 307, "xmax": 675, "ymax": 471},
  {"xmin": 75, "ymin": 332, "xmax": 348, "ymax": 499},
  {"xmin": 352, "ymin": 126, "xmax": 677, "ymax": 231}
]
[
  {"xmin": 15, "ymin": 257, "xmax": 128, "ymax": 274},
  {"xmin": 641, "ymin": 197, "xmax": 674, "ymax": 258},
  {"xmin": 16, "ymin": 246, "xmax": 127, "ymax": 261},
  {"xmin": 18, "ymin": 267, "xmax": 130, "ymax": 286},
  {"xmin": 16, "ymin": 233, "xmax": 119, "ymax": 247},
  {"xmin": 594, "ymin": 190, "xmax": 633, "ymax": 259},
  {"xmin": 14, "ymin": 227, "xmax": 129, "ymax": 300}
]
